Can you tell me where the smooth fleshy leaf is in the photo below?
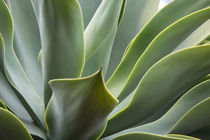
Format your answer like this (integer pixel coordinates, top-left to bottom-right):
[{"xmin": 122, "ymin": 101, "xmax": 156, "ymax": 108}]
[
  {"xmin": 34, "ymin": 0, "xmax": 85, "ymax": 105},
  {"xmin": 169, "ymin": 98, "xmax": 210, "ymax": 134},
  {"xmin": 0, "ymin": 1, "xmax": 45, "ymax": 129},
  {"xmin": 78, "ymin": 0, "xmax": 102, "ymax": 28},
  {"xmin": 106, "ymin": 0, "xmax": 210, "ymax": 98},
  {"xmin": 105, "ymin": 0, "xmax": 159, "ymax": 80},
  {"xmin": 82, "ymin": 0, "xmax": 124, "ymax": 76},
  {"xmin": 112, "ymin": 133, "xmax": 197, "ymax": 140},
  {"xmin": 103, "ymin": 45, "xmax": 210, "ymax": 136},
  {"xmin": 0, "ymin": 99, "xmax": 6, "ymax": 109},
  {"xmin": 7, "ymin": 0, "xmax": 43, "ymax": 97},
  {"xmin": 117, "ymin": 7, "xmax": 210, "ymax": 101},
  {"xmin": 45, "ymin": 70, "xmax": 118, "ymax": 140},
  {"xmin": 0, "ymin": 108, "xmax": 33, "ymax": 140}
]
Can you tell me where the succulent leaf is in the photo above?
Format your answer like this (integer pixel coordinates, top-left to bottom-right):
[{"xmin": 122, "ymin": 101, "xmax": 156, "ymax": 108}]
[
  {"xmin": 104, "ymin": 45, "xmax": 210, "ymax": 136},
  {"xmin": 78, "ymin": 0, "xmax": 102, "ymax": 28},
  {"xmin": 33, "ymin": 0, "xmax": 85, "ymax": 106},
  {"xmin": 0, "ymin": 108, "xmax": 33, "ymax": 140},
  {"xmin": 0, "ymin": 0, "xmax": 45, "ymax": 129},
  {"xmin": 82, "ymin": 0, "xmax": 124, "ymax": 76},
  {"xmin": 118, "ymin": 7, "xmax": 210, "ymax": 101},
  {"xmin": 6, "ymin": 0, "xmax": 43, "ymax": 97},
  {"xmin": 106, "ymin": 0, "xmax": 159, "ymax": 80},
  {"xmin": 106, "ymin": 0, "xmax": 210, "ymax": 98},
  {"xmin": 45, "ymin": 70, "xmax": 118, "ymax": 140}
]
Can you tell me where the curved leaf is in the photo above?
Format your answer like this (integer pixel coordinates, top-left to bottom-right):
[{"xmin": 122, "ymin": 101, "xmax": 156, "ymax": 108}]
[
  {"xmin": 112, "ymin": 133, "xmax": 195, "ymax": 140},
  {"xmin": 105, "ymin": 0, "xmax": 159, "ymax": 80},
  {"xmin": 35, "ymin": 0, "xmax": 85, "ymax": 105},
  {"xmin": 0, "ymin": 99, "xmax": 6, "ymax": 109},
  {"xmin": 103, "ymin": 45, "xmax": 210, "ymax": 136},
  {"xmin": 0, "ymin": 1, "xmax": 45, "ymax": 129},
  {"xmin": 78, "ymin": 0, "xmax": 102, "ymax": 28},
  {"xmin": 82, "ymin": 0, "xmax": 124, "ymax": 76},
  {"xmin": 7, "ymin": 0, "xmax": 43, "ymax": 97},
  {"xmin": 106, "ymin": 0, "xmax": 210, "ymax": 97},
  {"xmin": 117, "ymin": 7, "xmax": 210, "ymax": 101},
  {"xmin": 0, "ymin": 108, "xmax": 32, "ymax": 140},
  {"xmin": 169, "ymin": 98, "xmax": 210, "ymax": 134},
  {"xmin": 45, "ymin": 70, "xmax": 118, "ymax": 140}
]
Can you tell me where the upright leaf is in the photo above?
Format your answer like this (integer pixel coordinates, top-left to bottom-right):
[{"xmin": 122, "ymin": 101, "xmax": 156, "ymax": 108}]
[
  {"xmin": 6, "ymin": 0, "xmax": 43, "ymax": 97},
  {"xmin": 45, "ymin": 70, "xmax": 118, "ymax": 140},
  {"xmin": 0, "ymin": 0, "xmax": 45, "ymax": 128},
  {"xmin": 78, "ymin": 0, "xmax": 102, "ymax": 28},
  {"xmin": 34, "ymin": 0, "xmax": 85, "ymax": 105},
  {"xmin": 82, "ymin": 0, "xmax": 124, "ymax": 76},
  {"xmin": 105, "ymin": 0, "xmax": 159, "ymax": 80}
]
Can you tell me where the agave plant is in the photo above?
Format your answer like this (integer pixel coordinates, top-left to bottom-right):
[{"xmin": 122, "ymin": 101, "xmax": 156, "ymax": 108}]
[{"xmin": 0, "ymin": 0, "xmax": 210, "ymax": 139}]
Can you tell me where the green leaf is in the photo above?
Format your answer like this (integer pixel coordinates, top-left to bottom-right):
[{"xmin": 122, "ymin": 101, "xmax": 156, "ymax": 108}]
[
  {"xmin": 112, "ymin": 133, "xmax": 196, "ymax": 140},
  {"xmin": 169, "ymin": 98, "xmax": 210, "ymax": 134},
  {"xmin": 7, "ymin": 0, "xmax": 43, "ymax": 98},
  {"xmin": 34, "ymin": 0, "xmax": 85, "ymax": 105},
  {"xmin": 105, "ymin": 0, "xmax": 159, "ymax": 80},
  {"xmin": 189, "ymin": 126, "xmax": 210, "ymax": 139},
  {"xmin": 0, "ymin": 108, "xmax": 33, "ymax": 140},
  {"xmin": 0, "ymin": 99, "xmax": 7, "ymax": 109},
  {"xmin": 45, "ymin": 70, "xmax": 118, "ymax": 140},
  {"xmin": 166, "ymin": 134, "xmax": 200, "ymax": 140},
  {"xmin": 78, "ymin": 0, "xmax": 102, "ymax": 28},
  {"xmin": 82, "ymin": 0, "xmax": 124, "ymax": 76},
  {"xmin": 106, "ymin": 0, "xmax": 210, "ymax": 97},
  {"xmin": 117, "ymin": 7, "xmax": 210, "ymax": 101},
  {"xmin": 103, "ymin": 45, "xmax": 210, "ymax": 136},
  {"xmin": 173, "ymin": 20, "xmax": 210, "ymax": 51},
  {"xmin": 0, "ymin": 1, "xmax": 45, "ymax": 129}
]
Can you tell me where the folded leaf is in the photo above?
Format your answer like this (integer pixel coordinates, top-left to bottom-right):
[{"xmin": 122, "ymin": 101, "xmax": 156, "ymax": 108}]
[
  {"xmin": 104, "ymin": 45, "xmax": 210, "ymax": 136},
  {"xmin": 0, "ymin": 108, "xmax": 32, "ymax": 140},
  {"xmin": 45, "ymin": 70, "xmax": 118, "ymax": 140}
]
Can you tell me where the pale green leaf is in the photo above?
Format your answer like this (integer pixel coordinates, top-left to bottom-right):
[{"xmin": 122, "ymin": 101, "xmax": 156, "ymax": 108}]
[
  {"xmin": 82, "ymin": 0, "xmax": 124, "ymax": 76},
  {"xmin": 45, "ymin": 70, "xmax": 118, "ymax": 140},
  {"xmin": 0, "ymin": 1, "xmax": 45, "ymax": 129},
  {"xmin": 0, "ymin": 108, "xmax": 33, "ymax": 140},
  {"xmin": 117, "ymin": 7, "xmax": 210, "ymax": 101},
  {"xmin": 104, "ymin": 45, "xmax": 210, "ymax": 136},
  {"xmin": 34, "ymin": 0, "xmax": 85, "ymax": 105},
  {"xmin": 7, "ymin": 0, "xmax": 43, "ymax": 97},
  {"xmin": 105, "ymin": 0, "xmax": 159, "ymax": 80},
  {"xmin": 78, "ymin": 0, "xmax": 102, "ymax": 28},
  {"xmin": 106, "ymin": 0, "xmax": 210, "ymax": 98}
]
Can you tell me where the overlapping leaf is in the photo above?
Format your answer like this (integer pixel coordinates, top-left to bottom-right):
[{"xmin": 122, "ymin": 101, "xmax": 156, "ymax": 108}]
[
  {"xmin": 106, "ymin": 0, "xmax": 210, "ymax": 98},
  {"xmin": 33, "ymin": 0, "xmax": 85, "ymax": 105},
  {"xmin": 106, "ymin": 0, "xmax": 159, "ymax": 80},
  {"xmin": 104, "ymin": 45, "xmax": 210, "ymax": 136},
  {"xmin": 0, "ymin": 108, "xmax": 32, "ymax": 140},
  {"xmin": 82, "ymin": 0, "xmax": 124, "ymax": 76},
  {"xmin": 0, "ymin": 0, "xmax": 45, "ymax": 129}
]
